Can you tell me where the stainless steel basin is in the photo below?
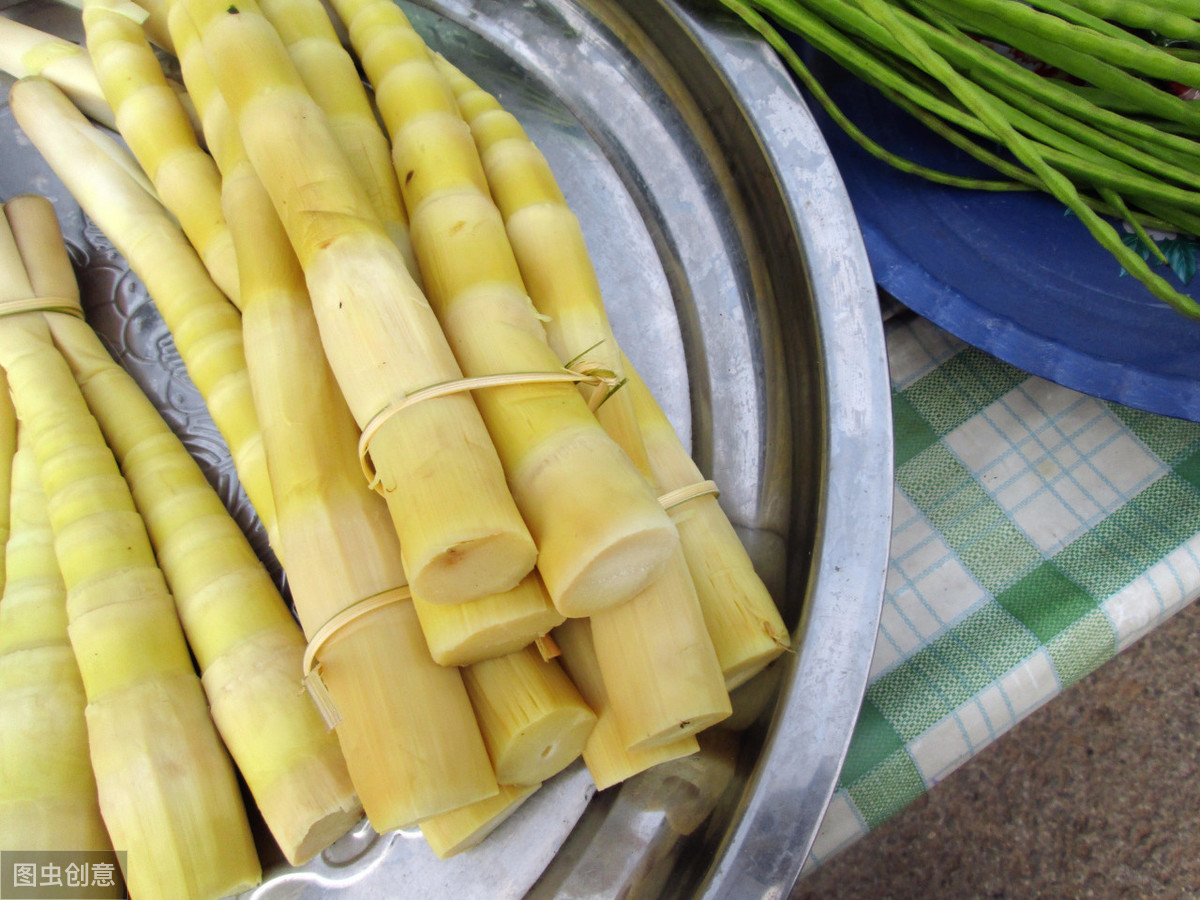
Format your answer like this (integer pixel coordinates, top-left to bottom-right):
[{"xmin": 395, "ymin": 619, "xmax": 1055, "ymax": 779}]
[{"xmin": 0, "ymin": 0, "xmax": 893, "ymax": 895}]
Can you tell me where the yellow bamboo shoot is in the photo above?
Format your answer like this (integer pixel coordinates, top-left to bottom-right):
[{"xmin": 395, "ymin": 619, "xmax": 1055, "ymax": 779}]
[
  {"xmin": 83, "ymin": 0, "xmax": 241, "ymax": 304},
  {"xmin": 554, "ymin": 617, "xmax": 700, "ymax": 791},
  {"xmin": 419, "ymin": 783, "xmax": 541, "ymax": 860},
  {"xmin": 626, "ymin": 363, "xmax": 790, "ymax": 688},
  {"xmin": 462, "ymin": 645, "xmax": 596, "ymax": 786},
  {"xmin": 0, "ymin": 16, "xmax": 116, "ymax": 129},
  {"xmin": 253, "ymin": 0, "xmax": 417, "ymax": 274},
  {"xmin": 0, "ymin": 431, "xmax": 111, "ymax": 853},
  {"xmin": 412, "ymin": 570, "xmax": 564, "ymax": 668}
]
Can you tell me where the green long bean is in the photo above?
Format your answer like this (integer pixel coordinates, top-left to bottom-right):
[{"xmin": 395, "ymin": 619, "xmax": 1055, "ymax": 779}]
[
  {"xmin": 726, "ymin": 0, "xmax": 1200, "ymax": 315},
  {"xmin": 858, "ymin": 0, "xmax": 1200, "ymax": 315},
  {"xmin": 1038, "ymin": 0, "xmax": 1200, "ymax": 44},
  {"xmin": 917, "ymin": 0, "xmax": 1200, "ymax": 87},
  {"xmin": 796, "ymin": 0, "xmax": 1200, "ymax": 169},
  {"xmin": 1021, "ymin": 0, "xmax": 1147, "ymax": 43},
  {"xmin": 955, "ymin": 59, "xmax": 1200, "ymax": 193},
  {"xmin": 908, "ymin": 4, "xmax": 1200, "ymax": 171},
  {"xmin": 916, "ymin": 0, "xmax": 1200, "ymax": 132},
  {"xmin": 797, "ymin": 0, "xmax": 1200, "ymax": 194},
  {"xmin": 741, "ymin": 5, "xmax": 1025, "ymax": 189},
  {"xmin": 896, "ymin": 1, "xmax": 1200, "ymax": 180},
  {"xmin": 882, "ymin": 85, "xmax": 1200, "ymax": 235},
  {"xmin": 1100, "ymin": 189, "xmax": 1170, "ymax": 266}
]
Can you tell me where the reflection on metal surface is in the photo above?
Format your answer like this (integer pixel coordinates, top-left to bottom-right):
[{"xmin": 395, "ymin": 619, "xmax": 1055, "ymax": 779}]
[
  {"xmin": 245, "ymin": 768, "xmax": 596, "ymax": 900},
  {"xmin": 0, "ymin": 0, "xmax": 892, "ymax": 895},
  {"xmin": 246, "ymin": 821, "xmax": 398, "ymax": 896},
  {"xmin": 529, "ymin": 730, "xmax": 741, "ymax": 900}
]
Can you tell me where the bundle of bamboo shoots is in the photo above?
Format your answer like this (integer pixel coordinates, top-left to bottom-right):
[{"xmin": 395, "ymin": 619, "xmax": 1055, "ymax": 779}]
[
  {"xmin": 0, "ymin": 194, "xmax": 261, "ymax": 899},
  {"xmin": 164, "ymin": 14, "xmax": 501, "ymax": 830},
  {"xmin": 416, "ymin": 51, "xmax": 735, "ymax": 750},
  {"xmin": 217, "ymin": 112, "xmax": 501, "ymax": 834},
  {"xmin": 184, "ymin": 0, "xmax": 559, "ymax": 694},
  {"xmin": 181, "ymin": 0, "xmax": 538, "ymax": 607},
  {"xmin": 327, "ymin": 0, "xmax": 682, "ymax": 619},
  {"xmin": 437, "ymin": 59, "xmax": 790, "ymax": 693},
  {"xmin": 164, "ymin": 0, "xmax": 667, "ymax": 816}
]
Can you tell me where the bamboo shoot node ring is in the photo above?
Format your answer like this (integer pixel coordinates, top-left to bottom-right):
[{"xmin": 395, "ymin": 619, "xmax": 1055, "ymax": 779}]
[
  {"xmin": 657, "ymin": 479, "xmax": 719, "ymax": 510},
  {"xmin": 0, "ymin": 295, "xmax": 84, "ymax": 319},
  {"xmin": 301, "ymin": 584, "xmax": 413, "ymax": 728},
  {"xmin": 357, "ymin": 364, "xmax": 623, "ymax": 491},
  {"xmin": 21, "ymin": 42, "xmax": 90, "ymax": 74}
]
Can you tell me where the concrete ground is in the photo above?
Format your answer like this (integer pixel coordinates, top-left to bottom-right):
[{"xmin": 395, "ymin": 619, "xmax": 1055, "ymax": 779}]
[{"xmin": 789, "ymin": 598, "xmax": 1200, "ymax": 900}]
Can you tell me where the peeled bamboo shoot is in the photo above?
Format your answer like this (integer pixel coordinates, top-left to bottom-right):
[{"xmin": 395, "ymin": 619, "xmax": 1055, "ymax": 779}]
[
  {"xmin": 0, "ymin": 432, "xmax": 111, "ymax": 853},
  {"xmin": 588, "ymin": 549, "xmax": 731, "ymax": 751},
  {"xmin": 419, "ymin": 783, "xmax": 541, "ymax": 860},
  {"xmin": 554, "ymin": 617, "xmax": 700, "ymax": 791},
  {"xmin": 253, "ymin": 0, "xmax": 417, "ymax": 274},
  {"xmin": 0, "ymin": 16, "xmax": 117, "ymax": 129},
  {"xmin": 83, "ymin": 0, "xmax": 241, "ymax": 304},
  {"xmin": 413, "ymin": 570, "xmax": 564, "ymax": 668},
  {"xmin": 626, "ymin": 363, "xmax": 790, "ymax": 689}
]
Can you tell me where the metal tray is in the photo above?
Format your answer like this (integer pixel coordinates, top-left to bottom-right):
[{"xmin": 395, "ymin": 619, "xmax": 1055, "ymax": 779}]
[{"xmin": 0, "ymin": 0, "xmax": 893, "ymax": 896}]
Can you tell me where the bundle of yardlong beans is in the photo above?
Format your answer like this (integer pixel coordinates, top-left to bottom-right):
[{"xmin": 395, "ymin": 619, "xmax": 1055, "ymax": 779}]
[{"xmin": 719, "ymin": 0, "xmax": 1200, "ymax": 318}]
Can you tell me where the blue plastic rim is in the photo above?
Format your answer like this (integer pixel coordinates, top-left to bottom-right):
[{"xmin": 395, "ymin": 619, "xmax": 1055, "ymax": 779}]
[{"xmin": 792, "ymin": 41, "xmax": 1200, "ymax": 422}]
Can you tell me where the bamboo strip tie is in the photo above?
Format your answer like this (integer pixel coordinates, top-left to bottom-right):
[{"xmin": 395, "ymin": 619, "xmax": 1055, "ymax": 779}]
[{"xmin": 356, "ymin": 362, "xmax": 626, "ymax": 491}]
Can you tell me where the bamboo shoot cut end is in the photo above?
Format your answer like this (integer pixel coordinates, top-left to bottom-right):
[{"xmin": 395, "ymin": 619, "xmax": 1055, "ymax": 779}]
[
  {"xmin": 553, "ymin": 618, "xmax": 702, "ymax": 791},
  {"xmin": 550, "ymin": 525, "xmax": 678, "ymax": 619},
  {"xmin": 492, "ymin": 706, "xmax": 596, "ymax": 787},
  {"xmin": 409, "ymin": 532, "xmax": 536, "ymax": 607},
  {"xmin": 721, "ymin": 641, "xmax": 792, "ymax": 694},
  {"xmin": 287, "ymin": 805, "xmax": 366, "ymax": 868}
]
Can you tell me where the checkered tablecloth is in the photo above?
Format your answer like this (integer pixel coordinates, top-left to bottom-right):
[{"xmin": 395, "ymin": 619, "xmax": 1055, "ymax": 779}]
[{"xmin": 804, "ymin": 310, "xmax": 1200, "ymax": 868}]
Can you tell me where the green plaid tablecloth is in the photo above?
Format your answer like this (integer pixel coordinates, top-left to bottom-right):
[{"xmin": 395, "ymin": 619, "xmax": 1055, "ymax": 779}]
[{"xmin": 804, "ymin": 310, "xmax": 1200, "ymax": 869}]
